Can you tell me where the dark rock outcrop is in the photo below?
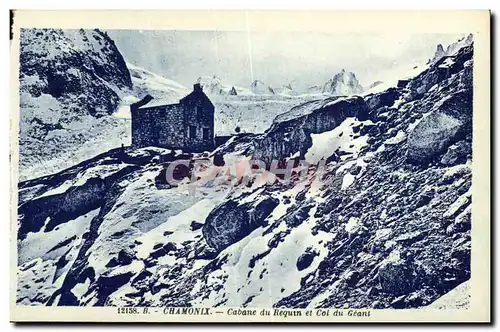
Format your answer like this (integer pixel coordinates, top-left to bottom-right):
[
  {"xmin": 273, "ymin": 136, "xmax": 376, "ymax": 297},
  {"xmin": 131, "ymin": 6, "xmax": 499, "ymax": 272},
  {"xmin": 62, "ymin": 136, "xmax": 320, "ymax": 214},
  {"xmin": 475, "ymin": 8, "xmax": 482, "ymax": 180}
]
[
  {"xmin": 404, "ymin": 44, "xmax": 473, "ymax": 165},
  {"xmin": 19, "ymin": 28, "xmax": 134, "ymax": 180},
  {"xmin": 95, "ymin": 272, "xmax": 134, "ymax": 306},
  {"xmin": 365, "ymin": 87, "xmax": 401, "ymax": 114},
  {"xmin": 190, "ymin": 221, "xmax": 204, "ymax": 231},
  {"xmin": 378, "ymin": 253, "xmax": 416, "ymax": 295},
  {"xmin": 407, "ymin": 45, "xmax": 473, "ymax": 98},
  {"xmin": 17, "ymin": 147, "xmax": 170, "ymax": 240},
  {"xmin": 253, "ymin": 96, "xmax": 370, "ymax": 165},
  {"xmin": 105, "ymin": 249, "xmax": 134, "ymax": 268},
  {"xmin": 18, "ymin": 165, "xmax": 139, "ymax": 240}
]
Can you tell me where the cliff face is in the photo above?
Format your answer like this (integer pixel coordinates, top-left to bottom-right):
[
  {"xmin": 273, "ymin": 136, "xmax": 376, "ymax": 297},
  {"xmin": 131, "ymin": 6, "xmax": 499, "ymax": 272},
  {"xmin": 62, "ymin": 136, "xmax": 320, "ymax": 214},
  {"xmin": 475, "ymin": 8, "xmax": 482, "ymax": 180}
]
[
  {"xmin": 253, "ymin": 96, "xmax": 370, "ymax": 165},
  {"xmin": 19, "ymin": 28, "xmax": 133, "ymax": 180}
]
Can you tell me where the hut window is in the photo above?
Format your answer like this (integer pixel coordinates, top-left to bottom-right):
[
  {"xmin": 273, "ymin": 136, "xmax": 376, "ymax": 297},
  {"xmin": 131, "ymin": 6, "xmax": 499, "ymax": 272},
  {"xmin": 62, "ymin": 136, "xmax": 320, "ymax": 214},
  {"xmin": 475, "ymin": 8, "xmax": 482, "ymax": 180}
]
[{"xmin": 189, "ymin": 125, "xmax": 197, "ymax": 138}]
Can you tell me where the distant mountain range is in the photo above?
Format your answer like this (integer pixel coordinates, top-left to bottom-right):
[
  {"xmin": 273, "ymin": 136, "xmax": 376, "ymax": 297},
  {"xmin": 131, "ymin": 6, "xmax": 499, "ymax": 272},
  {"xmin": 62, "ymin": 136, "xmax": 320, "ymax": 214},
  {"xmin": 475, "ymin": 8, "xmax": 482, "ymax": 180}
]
[{"xmin": 195, "ymin": 70, "xmax": 366, "ymax": 97}]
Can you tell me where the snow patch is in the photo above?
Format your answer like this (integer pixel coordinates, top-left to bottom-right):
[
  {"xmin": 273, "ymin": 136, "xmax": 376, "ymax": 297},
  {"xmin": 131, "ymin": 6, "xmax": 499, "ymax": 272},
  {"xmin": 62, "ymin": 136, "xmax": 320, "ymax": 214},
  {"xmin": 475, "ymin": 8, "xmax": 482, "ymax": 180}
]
[
  {"xmin": 305, "ymin": 117, "xmax": 371, "ymax": 164},
  {"xmin": 384, "ymin": 130, "xmax": 407, "ymax": 145},
  {"xmin": 341, "ymin": 173, "xmax": 355, "ymax": 190},
  {"xmin": 345, "ymin": 217, "xmax": 361, "ymax": 234}
]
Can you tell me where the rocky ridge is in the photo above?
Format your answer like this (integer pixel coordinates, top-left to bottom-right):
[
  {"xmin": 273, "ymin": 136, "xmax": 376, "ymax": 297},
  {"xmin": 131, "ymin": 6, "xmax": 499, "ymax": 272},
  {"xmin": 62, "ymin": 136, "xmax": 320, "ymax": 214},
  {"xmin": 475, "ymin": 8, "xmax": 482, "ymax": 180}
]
[{"xmin": 19, "ymin": 28, "xmax": 133, "ymax": 180}]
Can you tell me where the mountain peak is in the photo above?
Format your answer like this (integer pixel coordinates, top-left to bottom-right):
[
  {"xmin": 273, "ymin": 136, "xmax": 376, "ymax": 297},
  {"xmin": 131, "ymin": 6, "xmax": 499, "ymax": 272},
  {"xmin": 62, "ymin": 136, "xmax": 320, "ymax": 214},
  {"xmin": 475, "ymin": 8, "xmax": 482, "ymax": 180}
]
[
  {"xmin": 196, "ymin": 75, "xmax": 224, "ymax": 95},
  {"xmin": 250, "ymin": 80, "xmax": 274, "ymax": 95}
]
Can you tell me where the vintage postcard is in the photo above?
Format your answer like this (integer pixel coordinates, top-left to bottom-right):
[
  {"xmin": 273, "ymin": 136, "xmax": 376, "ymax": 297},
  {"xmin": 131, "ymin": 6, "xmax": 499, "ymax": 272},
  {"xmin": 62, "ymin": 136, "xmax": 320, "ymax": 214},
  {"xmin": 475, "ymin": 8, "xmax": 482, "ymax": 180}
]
[{"xmin": 10, "ymin": 10, "xmax": 490, "ymax": 322}]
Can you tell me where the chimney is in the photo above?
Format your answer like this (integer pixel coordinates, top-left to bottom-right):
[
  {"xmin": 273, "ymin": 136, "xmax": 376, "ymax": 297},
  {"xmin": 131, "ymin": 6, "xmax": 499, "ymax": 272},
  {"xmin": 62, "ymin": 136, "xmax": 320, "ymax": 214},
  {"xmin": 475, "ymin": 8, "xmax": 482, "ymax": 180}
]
[
  {"xmin": 131, "ymin": 94, "xmax": 154, "ymax": 110},
  {"xmin": 193, "ymin": 83, "xmax": 203, "ymax": 92}
]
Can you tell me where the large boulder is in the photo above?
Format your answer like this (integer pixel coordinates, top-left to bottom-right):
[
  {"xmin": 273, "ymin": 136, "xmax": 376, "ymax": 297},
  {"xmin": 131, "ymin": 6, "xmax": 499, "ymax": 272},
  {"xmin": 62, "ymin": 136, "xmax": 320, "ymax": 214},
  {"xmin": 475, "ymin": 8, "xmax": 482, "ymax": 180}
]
[
  {"xmin": 296, "ymin": 250, "xmax": 317, "ymax": 271},
  {"xmin": 202, "ymin": 196, "xmax": 279, "ymax": 252},
  {"xmin": 378, "ymin": 251, "xmax": 415, "ymax": 295},
  {"xmin": 406, "ymin": 90, "xmax": 472, "ymax": 165},
  {"xmin": 407, "ymin": 112, "xmax": 463, "ymax": 164}
]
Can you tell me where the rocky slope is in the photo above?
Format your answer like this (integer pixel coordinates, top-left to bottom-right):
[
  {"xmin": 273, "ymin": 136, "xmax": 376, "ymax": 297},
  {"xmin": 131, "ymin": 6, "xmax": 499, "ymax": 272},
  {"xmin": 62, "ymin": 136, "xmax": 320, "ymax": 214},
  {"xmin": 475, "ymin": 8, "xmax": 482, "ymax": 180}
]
[
  {"xmin": 128, "ymin": 63, "xmax": 189, "ymax": 105},
  {"xmin": 17, "ymin": 42, "xmax": 473, "ymax": 309},
  {"xmin": 19, "ymin": 28, "xmax": 133, "ymax": 180}
]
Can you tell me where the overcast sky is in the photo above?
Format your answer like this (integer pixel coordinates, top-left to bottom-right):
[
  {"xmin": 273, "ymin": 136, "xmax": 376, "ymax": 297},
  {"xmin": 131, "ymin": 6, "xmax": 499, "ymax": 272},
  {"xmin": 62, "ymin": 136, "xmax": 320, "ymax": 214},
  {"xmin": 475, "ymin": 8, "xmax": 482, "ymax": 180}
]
[{"xmin": 107, "ymin": 30, "xmax": 465, "ymax": 90}]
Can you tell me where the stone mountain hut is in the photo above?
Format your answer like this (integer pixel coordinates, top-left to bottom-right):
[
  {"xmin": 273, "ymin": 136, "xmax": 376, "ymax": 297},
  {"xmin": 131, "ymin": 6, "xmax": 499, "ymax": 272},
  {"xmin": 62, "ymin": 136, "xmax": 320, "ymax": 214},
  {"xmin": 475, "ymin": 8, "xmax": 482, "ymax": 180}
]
[{"xmin": 130, "ymin": 83, "xmax": 215, "ymax": 152}]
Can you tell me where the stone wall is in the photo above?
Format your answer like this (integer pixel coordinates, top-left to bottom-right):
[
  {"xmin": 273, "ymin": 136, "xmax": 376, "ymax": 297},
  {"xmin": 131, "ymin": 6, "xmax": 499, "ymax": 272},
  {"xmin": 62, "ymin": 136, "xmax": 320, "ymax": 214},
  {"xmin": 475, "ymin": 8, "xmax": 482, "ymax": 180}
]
[{"xmin": 131, "ymin": 104, "xmax": 185, "ymax": 149}]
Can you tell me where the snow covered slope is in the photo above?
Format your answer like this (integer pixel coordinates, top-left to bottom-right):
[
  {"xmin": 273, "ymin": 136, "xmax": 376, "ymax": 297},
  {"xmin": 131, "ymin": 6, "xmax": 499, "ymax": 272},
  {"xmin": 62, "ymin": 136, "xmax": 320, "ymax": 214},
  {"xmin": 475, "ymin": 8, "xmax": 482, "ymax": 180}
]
[
  {"xmin": 214, "ymin": 94, "xmax": 315, "ymax": 135},
  {"xmin": 114, "ymin": 63, "xmax": 190, "ymax": 119},
  {"xmin": 17, "ymin": 42, "xmax": 473, "ymax": 309},
  {"xmin": 128, "ymin": 63, "xmax": 189, "ymax": 103}
]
